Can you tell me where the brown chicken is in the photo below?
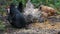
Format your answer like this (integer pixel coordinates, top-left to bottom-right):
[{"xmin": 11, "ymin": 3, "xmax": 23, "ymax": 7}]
[{"xmin": 39, "ymin": 5, "xmax": 57, "ymax": 17}]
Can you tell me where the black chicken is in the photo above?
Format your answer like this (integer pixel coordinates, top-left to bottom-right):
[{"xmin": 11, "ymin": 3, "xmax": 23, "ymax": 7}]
[
  {"xmin": 7, "ymin": 3, "xmax": 27, "ymax": 28},
  {"xmin": 17, "ymin": 1, "xmax": 24, "ymax": 13}
]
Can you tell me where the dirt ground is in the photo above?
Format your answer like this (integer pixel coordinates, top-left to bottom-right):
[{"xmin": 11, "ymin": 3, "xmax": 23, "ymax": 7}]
[{"xmin": 0, "ymin": 15, "xmax": 60, "ymax": 34}]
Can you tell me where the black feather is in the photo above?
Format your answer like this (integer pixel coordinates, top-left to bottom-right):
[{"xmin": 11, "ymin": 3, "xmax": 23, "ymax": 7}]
[{"xmin": 17, "ymin": 2, "xmax": 24, "ymax": 13}]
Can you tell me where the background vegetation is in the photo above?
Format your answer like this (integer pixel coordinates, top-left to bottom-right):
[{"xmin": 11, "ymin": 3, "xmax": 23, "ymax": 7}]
[{"xmin": 0, "ymin": 0, "xmax": 60, "ymax": 30}]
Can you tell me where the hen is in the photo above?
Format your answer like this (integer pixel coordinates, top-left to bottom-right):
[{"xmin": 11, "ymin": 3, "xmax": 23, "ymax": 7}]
[{"xmin": 7, "ymin": 3, "xmax": 27, "ymax": 28}]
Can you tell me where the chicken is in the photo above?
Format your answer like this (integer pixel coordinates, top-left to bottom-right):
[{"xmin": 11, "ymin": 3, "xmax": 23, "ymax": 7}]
[
  {"xmin": 23, "ymin": 0, "xmax": 35, "ymax": 23},
  {"xmin": 7, "ymin": 3, "xmax": 27, "ymax": 28},
  {"xmin": 39, "ymin": 5, "xmax": 57, "ymax": 17},
  {"xmin": 24, "ymin": 0, "xmax": 44, "ymax": 23}
]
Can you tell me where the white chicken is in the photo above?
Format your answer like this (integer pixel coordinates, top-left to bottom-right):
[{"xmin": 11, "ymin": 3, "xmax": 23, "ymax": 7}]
[{"xmin": 23, "ymin": 0, "xmax": 42, "ymax": 23}]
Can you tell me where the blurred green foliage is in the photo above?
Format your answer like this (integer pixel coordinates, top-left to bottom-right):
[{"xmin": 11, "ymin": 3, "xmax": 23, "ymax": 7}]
[
  {"xmin": 0, "ymin": 0, "xmax": 60, "ymax": 30},
  {"xmin": 0, "ymin": 20, "xmax": 6, "ymax": 30}
]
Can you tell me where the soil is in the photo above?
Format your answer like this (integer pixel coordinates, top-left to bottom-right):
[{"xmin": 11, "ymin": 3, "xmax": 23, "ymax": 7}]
[{"xmin": 0, "ymin": 15, "xmax": 60, "ymax": 34}]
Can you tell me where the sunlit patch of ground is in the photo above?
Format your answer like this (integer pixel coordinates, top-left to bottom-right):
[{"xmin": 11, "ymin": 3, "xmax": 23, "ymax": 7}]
[
  {"xmin": 28, "ymin": 15, "xmax": 60, "ymax": 30},
  {"xmin": 30, "ymin": 21, "xmax": 60, "ymax": 30}
]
